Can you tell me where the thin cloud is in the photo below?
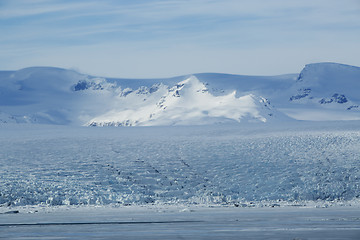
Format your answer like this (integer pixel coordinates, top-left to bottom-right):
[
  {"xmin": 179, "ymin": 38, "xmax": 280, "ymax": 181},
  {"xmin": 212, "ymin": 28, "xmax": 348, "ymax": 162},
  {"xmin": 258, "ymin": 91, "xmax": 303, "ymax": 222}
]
[
  {"xmin": 0, "ymin": 0, "xmax": 359, "ymax": 77},
  {"xmin": 0, "ymin": 0, "xmax": 99, "ymax": 18}
]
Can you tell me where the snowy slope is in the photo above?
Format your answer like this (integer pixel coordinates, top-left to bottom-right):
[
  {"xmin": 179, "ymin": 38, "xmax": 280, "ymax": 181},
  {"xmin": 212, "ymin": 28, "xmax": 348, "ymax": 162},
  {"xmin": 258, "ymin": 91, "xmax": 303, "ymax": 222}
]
[
  {"xmin": 283, "ymin": 63, "xmax": 360, "ymax": 120},
  {"xmin": 0, "ymin": 67, "xmax": 122, "ymax": 125},
  {"xmin": 88, "ymin": 76, "xmax": 289, "ymax": 126},
  {"xmin": 0, "ymin": 62, "xmax": 359, "ymax": 126}
]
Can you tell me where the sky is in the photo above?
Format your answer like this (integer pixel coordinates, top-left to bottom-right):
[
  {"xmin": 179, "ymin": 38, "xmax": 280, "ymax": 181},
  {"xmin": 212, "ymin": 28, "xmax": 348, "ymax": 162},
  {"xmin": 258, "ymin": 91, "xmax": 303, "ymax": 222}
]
[{"xmin": 0, "ymin": 0, "xmax": 360, "ymax": 78}]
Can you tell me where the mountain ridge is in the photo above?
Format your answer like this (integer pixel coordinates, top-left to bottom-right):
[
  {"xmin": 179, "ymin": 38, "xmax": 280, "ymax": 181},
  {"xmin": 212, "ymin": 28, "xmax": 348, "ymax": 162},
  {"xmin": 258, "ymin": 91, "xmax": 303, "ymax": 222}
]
[{"xmin": 1, "ymin": 62, "xmax": 359, "ymax": 126}]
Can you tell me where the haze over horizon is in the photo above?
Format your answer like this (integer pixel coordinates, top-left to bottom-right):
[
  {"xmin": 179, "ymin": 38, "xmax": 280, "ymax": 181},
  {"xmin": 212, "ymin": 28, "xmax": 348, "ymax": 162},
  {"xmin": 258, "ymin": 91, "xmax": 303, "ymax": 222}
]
[{"xmin": 1, "ymin": 0, "xmax": 360, "ymax": 78}]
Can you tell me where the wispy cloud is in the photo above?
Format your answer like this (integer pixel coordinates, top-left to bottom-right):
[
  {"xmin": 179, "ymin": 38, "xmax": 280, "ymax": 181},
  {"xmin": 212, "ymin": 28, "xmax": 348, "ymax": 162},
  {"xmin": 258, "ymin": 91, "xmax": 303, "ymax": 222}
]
[
  {"xmin": 0, "ymin": 0, "xmax": 359, "ymax": 77},
  {"xmin": 0, "ymin": 0, "xmax": 98, "ymax": 18}
]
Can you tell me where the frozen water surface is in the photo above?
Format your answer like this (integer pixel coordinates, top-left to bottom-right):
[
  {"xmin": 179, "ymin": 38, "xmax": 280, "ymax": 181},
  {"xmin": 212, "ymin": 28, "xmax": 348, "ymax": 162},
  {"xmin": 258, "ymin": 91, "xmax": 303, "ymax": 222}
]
[
  {"xmin": 1, "ymin": 206, "xmax": 360, "ymax": 239},
  {"xmin": 1, "ymin": 121, "xmax": 360, "ymax": 238}
]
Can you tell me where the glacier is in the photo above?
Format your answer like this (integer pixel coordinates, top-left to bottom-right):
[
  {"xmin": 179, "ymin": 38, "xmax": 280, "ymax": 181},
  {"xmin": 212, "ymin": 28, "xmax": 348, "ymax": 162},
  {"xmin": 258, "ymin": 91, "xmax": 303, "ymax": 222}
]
[
  {"xmin": 1, "ymin": 121, "xmax": 359, "ymax": 208},
  {"xmin": 1, "ymin": 63, "xmax": 360, "ymax": 239},
  {"xmin": 1, "ymin": 62, "xmax": 360, "ymax": 208}
]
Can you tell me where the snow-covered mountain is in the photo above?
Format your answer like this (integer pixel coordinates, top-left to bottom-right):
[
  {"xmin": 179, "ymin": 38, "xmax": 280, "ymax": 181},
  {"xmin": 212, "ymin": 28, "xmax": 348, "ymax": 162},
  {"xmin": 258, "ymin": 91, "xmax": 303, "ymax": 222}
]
[
  {"xmin": 283, "ymin": 63, "xmax": 360, "ymax": 120},
  {"xmin": 88, "ymin": 76, "xmax": 290, "ymax": 126},
  {"xmin": 0, "ymin": 62, "xmax": 359, "ymax": 126}
]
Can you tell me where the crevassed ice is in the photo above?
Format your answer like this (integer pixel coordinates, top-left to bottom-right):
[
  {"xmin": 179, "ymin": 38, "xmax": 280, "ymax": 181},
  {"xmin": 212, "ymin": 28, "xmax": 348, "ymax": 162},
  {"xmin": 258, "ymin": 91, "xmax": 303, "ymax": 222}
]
[{"xmin": 0, "ymin": 125, "xmax": 360, "ymax": 207}]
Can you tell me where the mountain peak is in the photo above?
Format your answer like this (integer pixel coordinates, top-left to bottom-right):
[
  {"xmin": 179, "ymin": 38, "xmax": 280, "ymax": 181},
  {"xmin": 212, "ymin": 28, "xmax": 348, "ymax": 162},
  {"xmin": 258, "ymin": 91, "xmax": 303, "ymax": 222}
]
[
  {"xmin": 295, "ymin": 62, "xmax": 360, "ymax": 101},
  {"xmin": 298, "ymin": 62, "xmax": 360, "ymax": 81},
  {"xmin": 86, "ymin": 76, "xmax": 280, "ymax": 126}
]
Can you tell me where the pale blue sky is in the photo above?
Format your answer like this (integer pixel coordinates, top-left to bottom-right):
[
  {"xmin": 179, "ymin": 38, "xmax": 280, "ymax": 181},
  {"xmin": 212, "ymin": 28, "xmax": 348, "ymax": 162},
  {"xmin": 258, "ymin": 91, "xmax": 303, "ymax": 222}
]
[{"xmin": 1, "ymin": 0, "xmax": 360, "ymax": 78}]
